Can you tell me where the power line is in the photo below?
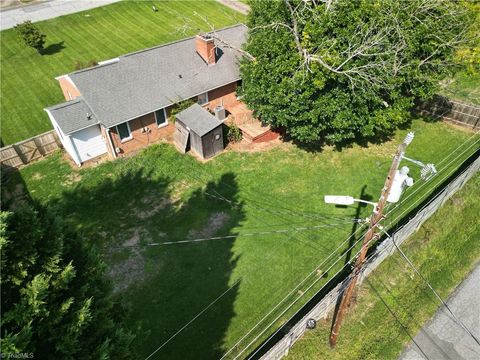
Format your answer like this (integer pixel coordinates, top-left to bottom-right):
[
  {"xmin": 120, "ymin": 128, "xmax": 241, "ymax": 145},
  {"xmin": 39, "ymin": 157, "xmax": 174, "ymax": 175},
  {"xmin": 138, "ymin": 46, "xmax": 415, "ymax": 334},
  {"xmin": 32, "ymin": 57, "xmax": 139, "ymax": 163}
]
[
  {"xmin": 384, "ymin": 131, "xmax": 479, "ymax": 219},
  {"xmin": 366, "ymin": 278, "xmax": 431, "ymax": 360},
  {"xmin": 143, "ymin": 225, "xmax": 316, "ymax": 360},
  {"xmin": 144, "ymin": 223, "xmax": 357, "ymax": 247},
  {"xmin": 145, "ymin": 131, "xmax": 479, "ymax": 359},
  {"xmin": 383, "ymin": 229, "xmax": 480, "ymax": 347},
  {"xmin": 231, "ymin": 233, "xmax": 370, "ymax": 359},
  {"xmin": 383, "ymin": 138, "xmax": 479, "ymax": 230},
  {"xmin": 144, "ymin": 279, "xmax": 242, "ymax": 360},
  {"xmin": 220, "ymin": 222, "xmax": 369, "ymax": 359},
  {"xmin": 227, "ymin": 142, "xmax": 479, "ymax": 358}
]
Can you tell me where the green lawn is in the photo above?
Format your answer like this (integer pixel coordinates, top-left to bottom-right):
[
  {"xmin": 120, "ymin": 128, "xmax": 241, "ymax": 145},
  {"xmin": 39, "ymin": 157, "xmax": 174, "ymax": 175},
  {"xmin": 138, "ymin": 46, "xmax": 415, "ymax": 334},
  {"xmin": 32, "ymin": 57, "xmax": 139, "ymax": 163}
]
[
  {"xmin": 2, "ymin": 119, "xmax": 478, "ymax": 359},
  {"xmin": 440, "ymin": 71, "xmax": 480, "ymax": 105},
  {"xmin": 0, "ymin": 0, "xmax": 244, "ymax": 145},
  {"xmin": 287, "ymin": 170, "xmax": 480, "ymax": 360}
]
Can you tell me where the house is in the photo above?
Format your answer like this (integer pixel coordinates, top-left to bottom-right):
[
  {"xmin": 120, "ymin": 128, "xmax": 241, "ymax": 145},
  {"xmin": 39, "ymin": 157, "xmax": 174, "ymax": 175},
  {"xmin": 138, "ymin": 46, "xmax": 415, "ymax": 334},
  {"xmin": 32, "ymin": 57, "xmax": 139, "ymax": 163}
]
[{"xmin": 45, "ymin": 24, "xmax": 248, "ymax": 166}]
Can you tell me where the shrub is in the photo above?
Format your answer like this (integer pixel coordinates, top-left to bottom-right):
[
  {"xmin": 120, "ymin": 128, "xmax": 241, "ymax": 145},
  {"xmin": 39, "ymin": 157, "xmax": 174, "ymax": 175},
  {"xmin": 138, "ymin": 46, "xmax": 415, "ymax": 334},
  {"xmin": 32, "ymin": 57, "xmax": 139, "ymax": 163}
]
[
  {"xmin": 14, "ymin": 21, "xmax": 46, "ymax": 54},
  {"xmin": 74, "ymin": 59, "xmax": 99, "ymax": 70},
  {"xmin": 225, "ymin": 123, "xmax": 242, "ymax": 144}
]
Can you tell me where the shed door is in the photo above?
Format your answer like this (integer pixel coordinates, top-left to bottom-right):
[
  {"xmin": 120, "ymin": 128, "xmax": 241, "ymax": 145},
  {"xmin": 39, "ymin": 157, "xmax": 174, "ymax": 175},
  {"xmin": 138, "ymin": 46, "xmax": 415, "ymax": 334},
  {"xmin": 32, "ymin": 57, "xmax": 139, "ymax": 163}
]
[
  {"xmin": 203, "ymin": 126, "xmax": 224, "ymax": 159},
  {"xmin": 174, "ymin": 122, "xmax": 190, "ymax": 153},
  {"xmin": 71, "ymin": 125, "xmax": 107, "ymax": 162}
]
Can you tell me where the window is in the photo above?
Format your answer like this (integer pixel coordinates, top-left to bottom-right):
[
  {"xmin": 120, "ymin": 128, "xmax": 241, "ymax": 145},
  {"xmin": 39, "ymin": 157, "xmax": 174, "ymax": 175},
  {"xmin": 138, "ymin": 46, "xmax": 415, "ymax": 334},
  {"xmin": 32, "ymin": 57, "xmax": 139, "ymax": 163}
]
[
  {"xmin": 197, "ymin": 92, "xmax": 208, "ymax": 105},
  {"xmin": 155, "ymin": 108, "xmax": 168, "ymax": 127},
  {"xmin": 116, "ymin": 122, "xmax": 132, "ymax": 142}
]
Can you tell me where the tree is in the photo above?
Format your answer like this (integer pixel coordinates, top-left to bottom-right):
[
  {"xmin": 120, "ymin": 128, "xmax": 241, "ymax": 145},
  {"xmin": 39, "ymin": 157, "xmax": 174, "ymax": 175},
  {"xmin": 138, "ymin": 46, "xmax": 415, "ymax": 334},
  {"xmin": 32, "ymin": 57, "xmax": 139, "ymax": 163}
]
[
  {"xmin": 239, "ymin": 0, "xmax": 474, "ymax": 145},
  {"xmin": 0, "ymin": 204, "xmax": 133, "ymax": 359},
  {"xmin": 14, "ymin": 21, "xmax": 46, "ymax": 54}
]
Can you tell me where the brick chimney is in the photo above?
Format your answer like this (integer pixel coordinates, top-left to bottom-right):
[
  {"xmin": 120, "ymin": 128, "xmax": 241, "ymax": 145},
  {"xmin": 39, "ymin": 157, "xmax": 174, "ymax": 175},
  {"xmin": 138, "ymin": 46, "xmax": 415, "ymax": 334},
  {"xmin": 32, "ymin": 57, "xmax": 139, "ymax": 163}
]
[{"xmin": 195, "ymin": 34, "xmax": 216, "ymax": 65}]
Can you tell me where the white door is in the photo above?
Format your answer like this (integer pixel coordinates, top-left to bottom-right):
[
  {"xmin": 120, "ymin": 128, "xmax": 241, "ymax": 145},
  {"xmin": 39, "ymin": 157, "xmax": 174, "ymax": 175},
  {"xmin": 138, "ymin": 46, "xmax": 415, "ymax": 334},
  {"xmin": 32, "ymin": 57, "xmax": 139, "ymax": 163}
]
[{"xmin": 71, "ymin": 125, "xmax": 107, "ymax": 162}]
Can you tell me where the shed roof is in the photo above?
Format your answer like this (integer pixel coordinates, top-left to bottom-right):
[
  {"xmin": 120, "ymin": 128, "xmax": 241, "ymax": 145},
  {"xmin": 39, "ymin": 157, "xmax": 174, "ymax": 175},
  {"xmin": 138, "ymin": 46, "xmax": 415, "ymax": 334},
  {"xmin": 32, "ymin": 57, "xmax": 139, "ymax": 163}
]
[
  {"xmin": 64, "ymin": 24, "xmax": 247, "ymax": 131},
  {"xmin": 176, "ymin": 104, "xmax": 223, "ymax": 137},
  {"xmin": 45, "ymin": 97, "xmax": 98, "ymax": 135}
]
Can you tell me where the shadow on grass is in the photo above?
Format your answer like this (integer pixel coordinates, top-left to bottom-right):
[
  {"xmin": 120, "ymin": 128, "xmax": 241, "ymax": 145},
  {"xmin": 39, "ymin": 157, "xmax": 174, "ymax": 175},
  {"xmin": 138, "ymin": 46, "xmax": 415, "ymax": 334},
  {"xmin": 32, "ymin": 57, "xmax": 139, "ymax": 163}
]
[
  {"xmin": 342, "ymin": 185, "xmax": 373, "ymax": 265},
  {"xmin": 49, "ymin": 168, "xmax": 244, "ymax": 359},
  {"xmin": 42, "ymin": 41, "xmax": 65, "ymax": 55}
]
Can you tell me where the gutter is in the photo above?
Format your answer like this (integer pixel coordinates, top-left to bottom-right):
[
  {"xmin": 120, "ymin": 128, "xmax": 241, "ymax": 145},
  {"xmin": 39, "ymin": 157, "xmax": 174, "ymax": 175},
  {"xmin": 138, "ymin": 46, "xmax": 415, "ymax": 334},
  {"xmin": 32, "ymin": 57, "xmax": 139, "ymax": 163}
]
[{"xmin": 105, "ymin": 127, "xmax": 117, "ymax": 159}]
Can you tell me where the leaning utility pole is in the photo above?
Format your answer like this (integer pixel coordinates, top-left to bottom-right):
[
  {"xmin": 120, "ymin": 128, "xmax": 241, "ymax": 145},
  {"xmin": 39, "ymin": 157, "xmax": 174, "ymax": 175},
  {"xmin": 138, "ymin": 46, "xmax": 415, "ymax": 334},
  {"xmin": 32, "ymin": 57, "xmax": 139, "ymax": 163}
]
[{"xmin": 329, "ymin": 132, "xmax": 415, "ymax": 347}]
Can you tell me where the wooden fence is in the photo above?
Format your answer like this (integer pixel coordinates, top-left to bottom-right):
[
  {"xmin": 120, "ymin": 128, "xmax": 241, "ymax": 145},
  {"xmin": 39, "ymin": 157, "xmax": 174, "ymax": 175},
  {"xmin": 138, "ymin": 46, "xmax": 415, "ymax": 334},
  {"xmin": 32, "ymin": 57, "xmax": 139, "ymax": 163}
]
[
  {"xmin": 0, "ymin": 130, "xmax": 61, "ymax": 169},
  {"xmin": 258, "ymin": 155, "xmax": 480, "ymax": 360},
  {"xmin": 417, "ymin": 95, "xmax": 480, "ymax": 130}
]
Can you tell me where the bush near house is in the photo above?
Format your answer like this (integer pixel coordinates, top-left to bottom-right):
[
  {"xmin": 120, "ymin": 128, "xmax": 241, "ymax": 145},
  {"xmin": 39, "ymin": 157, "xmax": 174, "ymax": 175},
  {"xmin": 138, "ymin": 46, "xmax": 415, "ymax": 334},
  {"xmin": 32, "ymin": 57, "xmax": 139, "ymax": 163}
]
[{"xmin": 2, "ymin": 119, "xmax": 478, "ymax": 358}]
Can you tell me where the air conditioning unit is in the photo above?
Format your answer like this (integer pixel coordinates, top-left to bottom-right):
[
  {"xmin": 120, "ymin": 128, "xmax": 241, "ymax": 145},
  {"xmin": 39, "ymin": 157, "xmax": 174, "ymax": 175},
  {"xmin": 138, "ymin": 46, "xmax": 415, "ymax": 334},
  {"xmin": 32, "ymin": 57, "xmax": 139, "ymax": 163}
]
[{"xmin": 215, "ymin": 105, "xmax": 226, "ymax": 121}]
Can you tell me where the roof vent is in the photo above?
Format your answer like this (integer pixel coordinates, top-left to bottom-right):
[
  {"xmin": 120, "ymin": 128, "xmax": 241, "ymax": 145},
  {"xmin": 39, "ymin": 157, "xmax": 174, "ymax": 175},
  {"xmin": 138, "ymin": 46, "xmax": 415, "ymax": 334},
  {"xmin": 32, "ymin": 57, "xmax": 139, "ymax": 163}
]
[
  {"xmin": 87, "ymin": 112, "xmax": 93, "ymax": 120},
  {"xmin": 195, "ymin": 34, "xmax": 216, "ymax": 65}
]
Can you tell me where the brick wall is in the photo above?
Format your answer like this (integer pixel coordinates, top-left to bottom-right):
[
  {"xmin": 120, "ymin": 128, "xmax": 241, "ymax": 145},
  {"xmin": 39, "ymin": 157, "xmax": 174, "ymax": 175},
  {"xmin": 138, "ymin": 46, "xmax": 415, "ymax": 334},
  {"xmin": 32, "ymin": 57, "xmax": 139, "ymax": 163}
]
[
  {"xmin": 205, "ymin": 82, "xmax": 239, "ymax": 112},
  {"xmin": 109, "ymin": 108, "xmax": 174, "ymax": 156},
  {"xmin": 104, "ymin": 81, "xmax": 239, "ymax": 156},
  {"xmin": 57, "ymin": 76, "xmax": 82, "ymax": 101}
]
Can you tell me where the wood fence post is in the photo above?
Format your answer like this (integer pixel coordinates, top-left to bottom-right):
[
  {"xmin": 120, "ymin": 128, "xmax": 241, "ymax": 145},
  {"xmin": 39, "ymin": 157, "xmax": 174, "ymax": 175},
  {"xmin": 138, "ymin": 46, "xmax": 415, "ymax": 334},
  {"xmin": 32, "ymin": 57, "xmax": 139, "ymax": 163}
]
[
  {"xmin": 12, "ymin": 144, "xmax": 26, "ymax": 165},
  {"xmin": 53, "ymin": 132, "xmax": 62, "ymax": 148},
  {"xmin": 33, "ymin": 137, "xmax": 46, "ymax": 156}
]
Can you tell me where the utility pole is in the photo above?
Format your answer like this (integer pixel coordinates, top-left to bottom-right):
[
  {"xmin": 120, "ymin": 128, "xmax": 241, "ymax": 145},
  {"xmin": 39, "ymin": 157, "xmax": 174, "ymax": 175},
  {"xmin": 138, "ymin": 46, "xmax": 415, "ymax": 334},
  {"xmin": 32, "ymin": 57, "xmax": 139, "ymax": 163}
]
[{"xmin": 329, "ymin": 132, "xmax": 415, "ymax": 347}]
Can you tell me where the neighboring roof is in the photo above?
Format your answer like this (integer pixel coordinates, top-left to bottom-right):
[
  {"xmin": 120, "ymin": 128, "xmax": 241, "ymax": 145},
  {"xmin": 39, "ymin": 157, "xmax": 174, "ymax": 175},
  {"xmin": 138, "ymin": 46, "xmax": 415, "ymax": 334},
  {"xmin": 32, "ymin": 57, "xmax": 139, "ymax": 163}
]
[
  {"xmin": 64, "ymin": 24, "xmax": 247, "ymax": 131},
  {"xmin": 176, "ymin": 104, "xmax": 223, "ymax": 136},
  {"xmin": 45, "ymin": 97, "xmax": 98, "ymax": 135}
]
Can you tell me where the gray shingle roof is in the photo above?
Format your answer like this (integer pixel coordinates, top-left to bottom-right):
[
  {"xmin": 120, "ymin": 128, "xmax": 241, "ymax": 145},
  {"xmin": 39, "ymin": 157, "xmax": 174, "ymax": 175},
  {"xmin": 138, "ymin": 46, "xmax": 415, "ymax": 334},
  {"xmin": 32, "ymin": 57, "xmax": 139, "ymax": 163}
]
[
  {"xmin": 45, "ymin": 97, "xmax": 98, "ymax": 135},
  {"xmin": 176, "ymin": 104, "xmax": 223, "ymax": 137},
  {"xmin": 64, "ymin": 24, "xmax": 247, "ymax": 132}
]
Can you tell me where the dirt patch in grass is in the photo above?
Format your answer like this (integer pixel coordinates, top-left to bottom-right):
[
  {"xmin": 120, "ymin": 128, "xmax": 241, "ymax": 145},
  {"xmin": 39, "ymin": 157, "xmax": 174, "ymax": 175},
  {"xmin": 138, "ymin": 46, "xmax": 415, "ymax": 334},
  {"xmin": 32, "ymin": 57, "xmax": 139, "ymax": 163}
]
[
  {"xmin": 62, "ymin": 172, "xmax": 82, "ymax": 186},
  {"xmin": 135, "ymin": 196, "xmax": 171, "ymax": 220},
  {"xmin": 229, "ymin": 138, "xmax": 284, "ymax": 153},
  {"xmin": 108, "ymin": 227, "xmax": 159, "ymax": 293},
  {"xmin": 188, "ymin": 211, "xmax": 230, "ymax": 239},
  {"xmin": 31, "ymin": 172, "xmax": 43, "ymax": 180}
]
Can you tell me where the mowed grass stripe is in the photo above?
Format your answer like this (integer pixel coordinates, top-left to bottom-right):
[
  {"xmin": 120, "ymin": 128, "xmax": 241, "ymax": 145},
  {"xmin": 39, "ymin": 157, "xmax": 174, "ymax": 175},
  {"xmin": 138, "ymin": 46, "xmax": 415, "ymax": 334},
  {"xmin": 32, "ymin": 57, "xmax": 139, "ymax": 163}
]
[{"xmin": 0, "ymin": 0, "xmax": 244, "ymax": 144}]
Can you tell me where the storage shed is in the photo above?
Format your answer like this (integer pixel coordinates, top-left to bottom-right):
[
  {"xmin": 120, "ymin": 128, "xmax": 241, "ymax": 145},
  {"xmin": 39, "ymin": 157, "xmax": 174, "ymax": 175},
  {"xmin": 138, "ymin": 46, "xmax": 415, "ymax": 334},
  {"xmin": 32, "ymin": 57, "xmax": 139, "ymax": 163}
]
[{"xmin": 174, "ymin": 104, "xmax": 224, "ymax": 159}]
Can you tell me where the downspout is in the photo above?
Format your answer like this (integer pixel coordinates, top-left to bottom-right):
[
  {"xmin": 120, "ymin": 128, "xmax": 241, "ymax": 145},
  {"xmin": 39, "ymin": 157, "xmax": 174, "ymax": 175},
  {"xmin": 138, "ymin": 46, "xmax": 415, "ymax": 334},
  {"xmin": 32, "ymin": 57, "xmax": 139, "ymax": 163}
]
[{"xmin": 105, "ymin": 128, "xmax": 117, "ymax": 159}]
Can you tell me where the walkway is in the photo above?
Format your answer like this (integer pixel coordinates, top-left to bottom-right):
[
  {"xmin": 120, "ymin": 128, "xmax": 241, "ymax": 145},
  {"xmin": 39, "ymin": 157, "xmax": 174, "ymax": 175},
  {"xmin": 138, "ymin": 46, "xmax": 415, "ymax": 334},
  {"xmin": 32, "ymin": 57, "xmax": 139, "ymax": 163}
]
[
  {"xmin": 399, "ymin": 264, "xmax": 480, "ymax": 360},
  {"xmin": 0, "ymin": 0, "xmax": 120, "ymax": 31}
]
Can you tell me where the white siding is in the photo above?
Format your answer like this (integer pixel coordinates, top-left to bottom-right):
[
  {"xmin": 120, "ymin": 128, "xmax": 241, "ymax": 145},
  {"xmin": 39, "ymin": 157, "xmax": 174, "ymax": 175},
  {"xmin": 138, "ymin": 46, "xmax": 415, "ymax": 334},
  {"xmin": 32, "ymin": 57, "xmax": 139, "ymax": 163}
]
[
  {"xmin": 71, "ymin": 125, "xmax": 107, "ymax": 162},
  {"xmin": 46, "ymin": 110, "xmax": 82, "ymax": 166}
]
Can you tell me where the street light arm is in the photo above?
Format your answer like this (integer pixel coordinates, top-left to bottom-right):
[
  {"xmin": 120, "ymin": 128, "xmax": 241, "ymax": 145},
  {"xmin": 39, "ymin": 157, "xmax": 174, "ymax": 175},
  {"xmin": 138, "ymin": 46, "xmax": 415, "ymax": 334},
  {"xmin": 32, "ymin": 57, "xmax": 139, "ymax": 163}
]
[{"xmin": 352, "ymin": 198, "xmax": 378, "ymax": 207}]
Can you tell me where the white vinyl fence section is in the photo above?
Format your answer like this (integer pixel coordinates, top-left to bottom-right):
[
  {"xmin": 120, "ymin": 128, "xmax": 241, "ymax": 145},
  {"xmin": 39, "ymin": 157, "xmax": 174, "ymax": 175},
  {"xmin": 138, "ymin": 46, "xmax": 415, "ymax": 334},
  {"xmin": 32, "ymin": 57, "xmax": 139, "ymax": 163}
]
[{"xmin": 260, "ymin": 155, "xmax": 480, "ymax": 360}]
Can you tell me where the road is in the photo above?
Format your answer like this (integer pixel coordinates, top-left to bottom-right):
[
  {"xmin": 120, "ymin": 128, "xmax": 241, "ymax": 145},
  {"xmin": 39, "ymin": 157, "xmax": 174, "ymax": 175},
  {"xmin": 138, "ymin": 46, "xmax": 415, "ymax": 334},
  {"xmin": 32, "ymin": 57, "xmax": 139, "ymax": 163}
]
[
  {"xmin": 0, "ymin": 0, "xmax": 120, "ymax": 31},
  {"xmin": 399, "ymin": 264, "xmax": 480, "ymax": 360},
  {"xmin": 0, "ymin": 0, "xmax": 249, "ymax": 31}
]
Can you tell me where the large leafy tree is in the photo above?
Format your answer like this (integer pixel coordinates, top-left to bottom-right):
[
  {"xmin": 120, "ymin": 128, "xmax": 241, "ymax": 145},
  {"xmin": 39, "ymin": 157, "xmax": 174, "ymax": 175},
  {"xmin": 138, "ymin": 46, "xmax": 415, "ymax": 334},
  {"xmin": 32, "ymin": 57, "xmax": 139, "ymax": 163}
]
[
  {"xmin": 0, "ymin": 204, "xmax": 133, "ymax": 359},
  {"xmin": 239, "ymin": 0, "xmax": 473, "ymax": 145}
]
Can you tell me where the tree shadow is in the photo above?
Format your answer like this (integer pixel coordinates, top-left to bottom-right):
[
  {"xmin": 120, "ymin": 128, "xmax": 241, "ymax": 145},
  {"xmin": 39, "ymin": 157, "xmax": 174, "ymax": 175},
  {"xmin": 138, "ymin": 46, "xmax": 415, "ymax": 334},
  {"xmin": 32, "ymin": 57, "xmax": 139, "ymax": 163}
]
[
  {"xmin": 1, "ymin": 164, "xmax": 30, "ymax": 209},
  {"xmin": 42, "ymin": 41, "xmax": 65, "ymax": 56},
  {"xmin": 48, "ymin": 168, "xmax": 244, "ymax": 359}
]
